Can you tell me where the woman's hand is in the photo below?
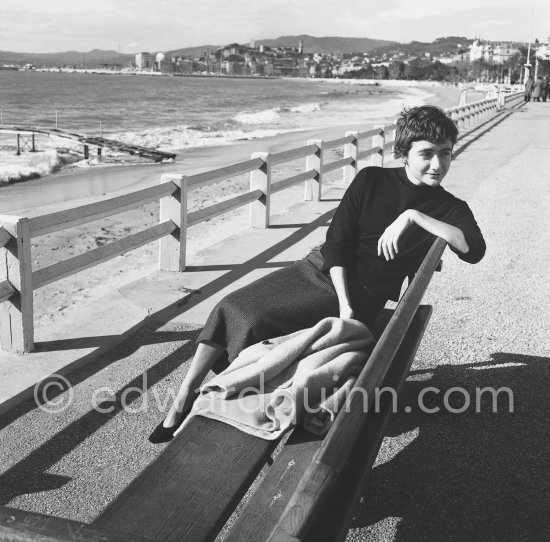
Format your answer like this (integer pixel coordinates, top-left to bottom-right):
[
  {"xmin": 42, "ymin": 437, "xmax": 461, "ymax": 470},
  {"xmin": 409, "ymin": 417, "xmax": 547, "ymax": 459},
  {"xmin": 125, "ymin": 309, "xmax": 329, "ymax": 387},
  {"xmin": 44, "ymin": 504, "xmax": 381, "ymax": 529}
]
[
  {"xmin": 339, "ymin": 303, "xmax": 355, "ymax": 320},
  {"xmin": 378, "ymin": 209, "xmax": 470, "ymax": 259},
  {"xmin": 377, "ymin": 210, "xmax": 415, "ymax": 261}
]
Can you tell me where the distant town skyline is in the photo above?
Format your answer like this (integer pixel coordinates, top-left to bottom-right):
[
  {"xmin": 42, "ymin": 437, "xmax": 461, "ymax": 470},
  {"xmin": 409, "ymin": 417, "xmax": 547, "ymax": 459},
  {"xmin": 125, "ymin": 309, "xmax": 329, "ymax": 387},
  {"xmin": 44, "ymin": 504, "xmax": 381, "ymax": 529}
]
[{"xmin": 1, "ymin": 0, "xmax": 548, "ymax": 54}]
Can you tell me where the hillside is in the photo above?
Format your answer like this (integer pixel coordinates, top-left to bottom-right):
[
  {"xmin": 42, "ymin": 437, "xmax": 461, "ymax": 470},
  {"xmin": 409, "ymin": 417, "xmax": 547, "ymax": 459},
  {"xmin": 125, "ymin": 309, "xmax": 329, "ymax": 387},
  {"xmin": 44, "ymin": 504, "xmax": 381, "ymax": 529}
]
[
  {"xmin": 1, "ymin": 35, "xmax": 518, "ymax": 68},
  {"xmin": 1, "ymin": 35, "xmax": 400, "ymax": 67},
  {"xmin": 167, "ymin": 35, "xmax": 398, "ymax": 57},
  {"xmin": 372, "ymin": 36, "xmax": 474, "ymax": 57},
  {"xmin": 252, "ymin": 34, "xmax": 398, "ymax": 54}
]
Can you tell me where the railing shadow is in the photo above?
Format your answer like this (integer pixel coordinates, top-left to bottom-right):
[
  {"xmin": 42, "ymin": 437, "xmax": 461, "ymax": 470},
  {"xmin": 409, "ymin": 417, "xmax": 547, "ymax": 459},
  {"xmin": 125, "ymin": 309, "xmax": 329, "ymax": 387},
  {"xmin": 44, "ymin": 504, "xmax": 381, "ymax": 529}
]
[
  {"xmin": 349, "ymin": 352, "xmax": 550, "ymax": 541},
  {"xmin": 182, "ymin": 261, "xmax": 296, "ymax": 273},
  {"xmin": 138, "ymin": 208, "xmax": 334, "ymax": 327},
  {"xmin": 0, "ymin": 210, "xmax": 335, "ymax": 504},
  {"xmin": 0, "ymin": 325, "xmax": 201, "ymax": 506},
  {"xmin": 34, "ymin": 329, "xmax": 200, "ymax": 352},
  {"xmin": 453, "ymin": 105, "xmax": 522, "ymax": 160}
]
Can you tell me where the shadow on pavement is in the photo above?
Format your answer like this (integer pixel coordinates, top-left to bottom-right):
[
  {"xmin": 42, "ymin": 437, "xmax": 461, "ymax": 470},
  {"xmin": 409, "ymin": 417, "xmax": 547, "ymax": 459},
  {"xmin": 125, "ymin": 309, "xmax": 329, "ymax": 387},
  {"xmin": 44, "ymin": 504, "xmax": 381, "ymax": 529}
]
[
  {"xmin": 0, "ymin": 209, "xmax": 335, "ymax": 505},
  {"xmin": 350, "ymin": 352, "xmax": 550, "ymax": 541},
  {"xmin": 0, "ymin": 323, "xmax": 201, "ymax": 504}
]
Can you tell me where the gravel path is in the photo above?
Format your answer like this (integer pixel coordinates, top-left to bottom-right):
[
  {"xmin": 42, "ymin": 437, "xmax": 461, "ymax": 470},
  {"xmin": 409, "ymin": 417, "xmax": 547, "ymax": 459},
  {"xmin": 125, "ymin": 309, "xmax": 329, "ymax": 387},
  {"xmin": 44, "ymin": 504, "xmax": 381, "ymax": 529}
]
[
  {"xmin": 0, "ymin": 103, "xmax": 548, "ymax": 541},
  {"xmin": 347, "ymin": 104, "xmax": 550, "ymax": 541}
]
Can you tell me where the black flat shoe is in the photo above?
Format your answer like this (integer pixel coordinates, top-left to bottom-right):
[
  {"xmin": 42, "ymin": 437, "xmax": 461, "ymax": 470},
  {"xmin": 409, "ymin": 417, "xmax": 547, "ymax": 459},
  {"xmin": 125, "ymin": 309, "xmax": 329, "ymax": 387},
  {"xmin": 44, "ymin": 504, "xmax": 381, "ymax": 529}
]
[
  {"xmin": 149, "ymin": 391, "xmax": 200, "ymax": 444},
  {"xmin": 148, "ymin": 393, "xmax": 199, "ymax": 444},
  {"xmin": 148, "ymin": 420, "xmax": 181, "ymax": 444}
]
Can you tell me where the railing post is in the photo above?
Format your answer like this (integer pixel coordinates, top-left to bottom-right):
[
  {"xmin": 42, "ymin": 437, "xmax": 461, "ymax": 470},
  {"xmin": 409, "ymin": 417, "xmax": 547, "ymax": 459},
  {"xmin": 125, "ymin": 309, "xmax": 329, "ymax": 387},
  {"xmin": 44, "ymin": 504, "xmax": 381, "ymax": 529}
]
[
  {"xmin": 250, "ymin": 152, "xmax": 271, "ymax": 227},
  {"xmin": 446, "ymin": 108, "xmax": 459, "ymax": 130},
  {"xmin": 372, "ymin": 125, "xmax": 385, "ymax": 167},
  {"xmin": 0, "ymin": 216, "xmax": 34, "ymax": 353},
  {"xmin": 343, "ymin": 131, "xmax": 358, "ymax": 184},
  {"xmin": 387, "ymin": 119, "xmax": 397, "ymax": 155},
  {"xmin": 159, "ymin": 174, "xmax": 187, "ymax": 271},
  {"xmin": 305, "ymin": 139, "xmax": 323, "ymax": 201}
]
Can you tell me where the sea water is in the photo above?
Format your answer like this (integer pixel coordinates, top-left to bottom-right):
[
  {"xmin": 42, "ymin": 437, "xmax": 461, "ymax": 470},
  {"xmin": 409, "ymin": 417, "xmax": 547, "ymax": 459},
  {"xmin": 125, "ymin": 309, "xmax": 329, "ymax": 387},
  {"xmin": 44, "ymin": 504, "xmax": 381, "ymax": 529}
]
[{"xmin": 0, "ymin": 71, "xmax": 443, "ymax": 184}]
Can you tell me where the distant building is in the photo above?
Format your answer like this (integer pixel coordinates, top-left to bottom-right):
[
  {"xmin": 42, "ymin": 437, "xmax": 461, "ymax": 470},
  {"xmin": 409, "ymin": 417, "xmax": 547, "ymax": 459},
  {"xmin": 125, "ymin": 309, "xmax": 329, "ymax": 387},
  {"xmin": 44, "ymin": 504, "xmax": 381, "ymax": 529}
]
[
  {"xmin": 469, "ymin": 40, "xmax": 493, "ymax": 62},
  {"xmin": 155, "ymin": 52, "xmax": 172, "ymax": 73},
  {"xmin": 536, "ymin": 40, "xmax": 550, "ymax": 61},
  {"xmin": 135, "ymin": 52, "xmax": 153, "ymax": 70},
  {"xmin": 492, "ymin": 43, "xmax": 520, "ymax": 64},
  {"xmin": 271, "ymin": 57, "xmax": 299, "ymax": 76}
]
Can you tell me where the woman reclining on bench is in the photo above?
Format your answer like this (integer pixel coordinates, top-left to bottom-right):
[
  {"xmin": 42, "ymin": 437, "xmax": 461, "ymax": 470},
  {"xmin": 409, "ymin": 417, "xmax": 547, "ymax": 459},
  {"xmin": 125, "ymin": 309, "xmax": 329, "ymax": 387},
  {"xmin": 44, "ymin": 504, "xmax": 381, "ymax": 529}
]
[{"xmin": 149, "ymin": 104, "xmax": 486, "ymax": 444}]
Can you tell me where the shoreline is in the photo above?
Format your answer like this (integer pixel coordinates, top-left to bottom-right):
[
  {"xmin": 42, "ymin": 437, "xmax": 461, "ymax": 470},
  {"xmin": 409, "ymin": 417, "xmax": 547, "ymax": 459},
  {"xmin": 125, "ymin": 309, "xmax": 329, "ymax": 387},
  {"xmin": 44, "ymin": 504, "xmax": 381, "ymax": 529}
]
[
  {"xmin": 1, "ymin": 83, "xmax": 460, "ymax": 330},
  {"xmin": 0, "ymin": 81, "xmax": 460, "ymax": 212}
]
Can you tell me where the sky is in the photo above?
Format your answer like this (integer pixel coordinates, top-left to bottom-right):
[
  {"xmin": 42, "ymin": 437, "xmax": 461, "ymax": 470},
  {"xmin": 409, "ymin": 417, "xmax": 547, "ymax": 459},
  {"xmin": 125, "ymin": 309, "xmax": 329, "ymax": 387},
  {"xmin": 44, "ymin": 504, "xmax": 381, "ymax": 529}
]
[{"xmin": 1, "ymin": 0, "xmax": 549, "ymax": 54}]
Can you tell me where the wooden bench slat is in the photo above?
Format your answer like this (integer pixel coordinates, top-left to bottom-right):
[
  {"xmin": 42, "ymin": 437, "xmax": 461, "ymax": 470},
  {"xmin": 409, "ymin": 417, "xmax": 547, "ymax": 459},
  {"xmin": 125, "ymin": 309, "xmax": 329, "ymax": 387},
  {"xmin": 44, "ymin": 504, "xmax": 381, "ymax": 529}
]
[
  {"xmin": 0, "ymin": 506, "xmax": 155, "ymax": 542},
  {"xmin": 268, "ymin": 239, "xmax": 445, "ymax": 541},
  {"xmin": 305, "ymin": 305, "xmax": 432, "ymax": 542},
  {"xmin": 94, "ymin": 416, "xmax": 279, "ymax": 542},
  {"xmin": 223, "ymin": 306, "xmax": 431, "ymax": 542}
]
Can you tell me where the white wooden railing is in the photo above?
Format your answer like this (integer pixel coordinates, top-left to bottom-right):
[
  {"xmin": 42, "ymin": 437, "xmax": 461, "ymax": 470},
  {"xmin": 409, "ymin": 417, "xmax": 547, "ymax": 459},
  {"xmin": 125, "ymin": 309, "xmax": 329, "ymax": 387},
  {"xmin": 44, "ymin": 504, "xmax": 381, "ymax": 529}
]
[{"xmin": 0, "ymin": 91, "xmax": 523, "ymax": 352}]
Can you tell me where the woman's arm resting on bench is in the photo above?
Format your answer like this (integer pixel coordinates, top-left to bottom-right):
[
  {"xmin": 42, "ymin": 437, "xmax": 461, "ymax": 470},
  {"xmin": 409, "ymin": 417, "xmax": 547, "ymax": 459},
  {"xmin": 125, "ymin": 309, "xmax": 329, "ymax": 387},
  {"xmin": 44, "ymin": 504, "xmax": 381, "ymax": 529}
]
[{"xmin": 378, "ymin": 209, "xmax": 469, "ymax": 261}]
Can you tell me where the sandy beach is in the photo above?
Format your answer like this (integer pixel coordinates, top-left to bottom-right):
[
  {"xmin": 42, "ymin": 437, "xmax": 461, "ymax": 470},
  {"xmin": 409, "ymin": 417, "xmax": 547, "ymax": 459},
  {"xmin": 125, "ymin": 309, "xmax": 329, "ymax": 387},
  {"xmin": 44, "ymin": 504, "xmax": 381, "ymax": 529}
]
[{"xmin": 1, "ymin": 82, "xmax": 461, "ymax": 331}]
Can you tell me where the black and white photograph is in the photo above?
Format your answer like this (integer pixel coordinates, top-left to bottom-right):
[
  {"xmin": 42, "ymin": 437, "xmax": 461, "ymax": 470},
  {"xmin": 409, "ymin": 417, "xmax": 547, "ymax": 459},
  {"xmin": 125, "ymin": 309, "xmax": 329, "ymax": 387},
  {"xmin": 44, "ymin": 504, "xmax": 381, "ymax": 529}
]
[{"xmin": 0, "ymin": 1, "xmax": 549, "ymax": 540}]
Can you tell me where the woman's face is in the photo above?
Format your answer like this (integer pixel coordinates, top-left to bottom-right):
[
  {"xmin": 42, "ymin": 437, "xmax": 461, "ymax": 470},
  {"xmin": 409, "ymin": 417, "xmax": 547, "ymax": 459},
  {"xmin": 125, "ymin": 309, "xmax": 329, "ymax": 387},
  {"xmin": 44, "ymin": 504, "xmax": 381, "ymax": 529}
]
[{"xmin": 404, "ymin": 139, "xmax": 453, "ymax": 187}]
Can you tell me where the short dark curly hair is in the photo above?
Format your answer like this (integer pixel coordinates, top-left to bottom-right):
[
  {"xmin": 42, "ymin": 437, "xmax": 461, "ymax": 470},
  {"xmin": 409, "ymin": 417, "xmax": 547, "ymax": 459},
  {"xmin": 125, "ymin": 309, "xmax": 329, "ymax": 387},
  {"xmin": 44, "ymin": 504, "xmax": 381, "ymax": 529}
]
[{"xmin": 393, "ymin": 105, "xmax": 458, "ymax": 159}]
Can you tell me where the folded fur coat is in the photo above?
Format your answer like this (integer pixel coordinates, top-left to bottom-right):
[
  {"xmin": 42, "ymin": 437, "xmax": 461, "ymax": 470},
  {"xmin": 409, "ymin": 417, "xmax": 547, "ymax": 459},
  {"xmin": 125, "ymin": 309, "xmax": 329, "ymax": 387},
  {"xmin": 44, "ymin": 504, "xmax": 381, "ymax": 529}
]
[{"xmin": 185, "ymin": 317, "xmax": 374, "ymax": 440}]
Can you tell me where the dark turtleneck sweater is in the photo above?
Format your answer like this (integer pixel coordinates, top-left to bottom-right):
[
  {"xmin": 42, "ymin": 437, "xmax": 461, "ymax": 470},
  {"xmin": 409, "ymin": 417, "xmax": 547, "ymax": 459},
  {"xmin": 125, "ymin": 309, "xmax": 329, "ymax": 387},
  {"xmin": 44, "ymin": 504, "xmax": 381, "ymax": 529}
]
[{"xmin": 321, "ymin": 166, "xmax": 486, "ymax": 301}]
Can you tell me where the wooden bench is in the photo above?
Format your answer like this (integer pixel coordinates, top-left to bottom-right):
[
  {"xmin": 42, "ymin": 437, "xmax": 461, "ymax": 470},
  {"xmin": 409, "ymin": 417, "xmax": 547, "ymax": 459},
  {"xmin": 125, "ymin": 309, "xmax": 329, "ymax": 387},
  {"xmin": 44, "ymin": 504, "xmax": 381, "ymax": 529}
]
[{"xmin": 0, "ymin": 238, "xmax": 446, "ymax": 542}]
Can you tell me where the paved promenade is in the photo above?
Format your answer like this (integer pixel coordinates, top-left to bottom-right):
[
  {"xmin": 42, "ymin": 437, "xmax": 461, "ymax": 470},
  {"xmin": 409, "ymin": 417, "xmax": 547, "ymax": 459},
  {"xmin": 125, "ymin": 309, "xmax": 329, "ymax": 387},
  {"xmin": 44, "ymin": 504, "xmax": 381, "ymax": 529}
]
[{"xmin": 1, "ymin": 102, "xmax": 549, "ymax": 541}]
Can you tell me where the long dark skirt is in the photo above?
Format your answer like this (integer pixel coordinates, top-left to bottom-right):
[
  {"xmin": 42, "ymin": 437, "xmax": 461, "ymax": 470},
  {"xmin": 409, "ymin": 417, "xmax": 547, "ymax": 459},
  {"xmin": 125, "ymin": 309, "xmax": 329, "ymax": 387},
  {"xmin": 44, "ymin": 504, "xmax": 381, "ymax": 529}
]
[{"xmin": 197, "ymin": 248, "xmax": 386, "ymax": 369}]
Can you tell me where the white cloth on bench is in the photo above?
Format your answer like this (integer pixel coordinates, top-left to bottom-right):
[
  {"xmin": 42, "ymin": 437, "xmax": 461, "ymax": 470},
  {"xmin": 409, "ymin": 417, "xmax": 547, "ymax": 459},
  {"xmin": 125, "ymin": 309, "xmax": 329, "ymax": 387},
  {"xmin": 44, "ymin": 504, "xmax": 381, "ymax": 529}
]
[
  {"xmin": 182, "ymin": 317, "xmax": 374, "ymax": 440},
  {"xmin": 303, "ymin": 372, "xmax": 359, "ymax": 436}
]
